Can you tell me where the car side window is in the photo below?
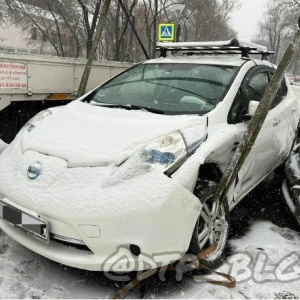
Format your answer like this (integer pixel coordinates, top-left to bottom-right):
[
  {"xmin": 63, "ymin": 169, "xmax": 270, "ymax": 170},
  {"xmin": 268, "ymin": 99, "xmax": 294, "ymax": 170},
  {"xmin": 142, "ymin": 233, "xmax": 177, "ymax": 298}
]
[
  {"xmin": 243, "ymin": 72, "xmax": 269, "ymax": 103},
  {"xmin": 271, "ymin": 78, "xmax": 288, "ymax": 109},
  {"xmin": 228, "ymin": 68, "xmax": 270, "ymax": 124}
]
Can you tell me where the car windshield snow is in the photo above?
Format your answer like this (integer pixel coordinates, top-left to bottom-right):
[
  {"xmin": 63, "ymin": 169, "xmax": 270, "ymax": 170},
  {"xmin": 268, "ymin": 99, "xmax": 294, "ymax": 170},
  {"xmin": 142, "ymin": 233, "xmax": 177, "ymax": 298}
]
[{"xmin": 86, "ymin": 63, "xmax": 239, "ymax": 115}]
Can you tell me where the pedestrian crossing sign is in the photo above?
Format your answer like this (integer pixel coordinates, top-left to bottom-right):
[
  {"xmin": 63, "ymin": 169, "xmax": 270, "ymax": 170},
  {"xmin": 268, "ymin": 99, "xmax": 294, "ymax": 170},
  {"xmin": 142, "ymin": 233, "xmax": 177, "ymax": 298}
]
[{"xmin": 158, "ymin": 24, "xmax": 175, "ymax": 41}]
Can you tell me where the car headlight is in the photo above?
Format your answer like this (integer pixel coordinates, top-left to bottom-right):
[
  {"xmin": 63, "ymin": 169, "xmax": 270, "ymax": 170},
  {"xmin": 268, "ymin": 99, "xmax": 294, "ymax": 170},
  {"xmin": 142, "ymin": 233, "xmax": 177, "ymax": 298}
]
[
  {"xmin": 26, "ymin": 109, "xmax": 52, "ymax": 132},
  {"xmin": 104, "ymin": 131, "xmax": 188, "ymax": 187}
]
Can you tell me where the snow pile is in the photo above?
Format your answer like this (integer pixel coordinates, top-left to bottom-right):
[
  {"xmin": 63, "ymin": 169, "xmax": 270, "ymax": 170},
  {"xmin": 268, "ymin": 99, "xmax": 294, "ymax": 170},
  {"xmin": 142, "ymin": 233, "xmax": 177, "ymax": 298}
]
[{"xmin": 1, "ymin": 221, "xmax": 300, "ymax": 298}]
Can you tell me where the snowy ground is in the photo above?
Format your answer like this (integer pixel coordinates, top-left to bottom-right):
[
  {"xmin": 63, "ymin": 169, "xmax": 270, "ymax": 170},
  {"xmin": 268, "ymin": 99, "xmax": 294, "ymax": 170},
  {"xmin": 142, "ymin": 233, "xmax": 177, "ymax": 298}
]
[{"xmin": 0, "ymin": 174, "xmax": 300, "ymax": 299}]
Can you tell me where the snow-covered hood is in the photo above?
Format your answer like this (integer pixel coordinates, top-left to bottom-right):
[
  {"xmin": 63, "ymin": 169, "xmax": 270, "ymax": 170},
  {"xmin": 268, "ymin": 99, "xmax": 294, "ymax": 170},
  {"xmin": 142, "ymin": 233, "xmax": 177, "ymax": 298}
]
[{"xmin": 21, "ymin": 101, "xmax": 207, "ymax": 167}]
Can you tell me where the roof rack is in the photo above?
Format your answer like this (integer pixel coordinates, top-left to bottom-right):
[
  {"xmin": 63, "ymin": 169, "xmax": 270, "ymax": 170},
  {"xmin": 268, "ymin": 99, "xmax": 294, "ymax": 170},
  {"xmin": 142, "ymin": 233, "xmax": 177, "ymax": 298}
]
[{"xmin": 156, "ymin": 38, "xmax": 274, "ymax": 60}]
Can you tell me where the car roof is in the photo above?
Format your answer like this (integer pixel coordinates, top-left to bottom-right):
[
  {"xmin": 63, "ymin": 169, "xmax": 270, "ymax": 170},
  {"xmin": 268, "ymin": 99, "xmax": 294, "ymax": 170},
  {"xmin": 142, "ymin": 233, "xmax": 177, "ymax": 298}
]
[{"xmin": 143, "ymin": 55, "xmax": 272, "ymax": 67}]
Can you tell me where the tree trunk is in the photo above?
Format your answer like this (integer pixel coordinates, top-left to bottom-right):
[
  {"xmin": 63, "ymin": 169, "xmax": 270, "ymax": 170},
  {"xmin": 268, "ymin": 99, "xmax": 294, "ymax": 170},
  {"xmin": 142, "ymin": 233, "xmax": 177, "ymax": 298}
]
[
  {"xmin": 77, "ymin": 0, "xmax": 112, "ymax": 97},
  {"xmin": 113, "ymin": 0, "xmax": 137, "ymax": 61}
]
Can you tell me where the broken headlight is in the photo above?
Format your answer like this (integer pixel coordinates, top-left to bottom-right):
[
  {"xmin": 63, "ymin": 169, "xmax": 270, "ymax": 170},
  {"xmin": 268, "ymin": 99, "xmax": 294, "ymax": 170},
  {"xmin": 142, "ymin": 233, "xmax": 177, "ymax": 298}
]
[{"xmin": 104, "ymin": 131, "xmax": 187, "ymax": 187}]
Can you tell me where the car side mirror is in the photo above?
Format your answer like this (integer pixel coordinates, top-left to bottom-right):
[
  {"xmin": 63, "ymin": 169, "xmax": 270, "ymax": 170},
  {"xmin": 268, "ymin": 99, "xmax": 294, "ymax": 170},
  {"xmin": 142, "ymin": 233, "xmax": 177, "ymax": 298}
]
[
  {"xmin": 248, "ymin": 100, "xmax": 259, "ymax": 116},
  {"xmin": 242, "ymin": 100, "xmax": 259, "ymax": 121}
]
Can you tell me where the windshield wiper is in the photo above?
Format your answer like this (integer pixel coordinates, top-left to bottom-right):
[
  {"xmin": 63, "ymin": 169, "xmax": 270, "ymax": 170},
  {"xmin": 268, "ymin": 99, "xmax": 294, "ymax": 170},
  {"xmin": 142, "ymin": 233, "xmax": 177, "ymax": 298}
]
[
  {"xmin": 131, "ymin": 105, "xmax": 165, "ymax": 114},
  {"xmin": 92, "ymin": 103, "xmax": 165, "ymax": 114}
]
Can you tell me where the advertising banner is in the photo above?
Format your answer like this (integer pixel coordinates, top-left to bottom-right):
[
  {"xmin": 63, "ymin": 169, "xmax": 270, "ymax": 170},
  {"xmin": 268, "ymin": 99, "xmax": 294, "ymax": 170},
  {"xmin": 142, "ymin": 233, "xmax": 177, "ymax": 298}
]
[{"xmin": 0, "ymin": 62, "xmax": 27, "ymax": 89}]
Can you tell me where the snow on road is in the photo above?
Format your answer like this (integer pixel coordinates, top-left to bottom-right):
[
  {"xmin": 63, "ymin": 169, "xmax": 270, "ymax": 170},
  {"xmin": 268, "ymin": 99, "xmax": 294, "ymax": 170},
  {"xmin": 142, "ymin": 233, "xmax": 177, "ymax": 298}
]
[{"xmin": 0, "ymin": 220, "xmax": 300, "ymax": 299}]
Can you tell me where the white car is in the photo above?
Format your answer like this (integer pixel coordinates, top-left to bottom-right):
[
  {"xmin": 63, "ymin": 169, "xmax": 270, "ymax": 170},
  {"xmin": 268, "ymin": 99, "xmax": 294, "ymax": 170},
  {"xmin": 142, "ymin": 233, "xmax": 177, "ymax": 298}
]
[{"xmin": 0, "ymin": 40, "xmax": 299, "ymax": 272}]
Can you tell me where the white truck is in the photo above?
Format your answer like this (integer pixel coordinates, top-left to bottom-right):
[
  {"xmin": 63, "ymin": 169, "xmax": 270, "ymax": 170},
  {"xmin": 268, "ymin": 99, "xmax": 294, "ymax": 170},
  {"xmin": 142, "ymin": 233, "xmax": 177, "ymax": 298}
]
[{"xmin": 0, "ymin": 53, "xmax": 132, "ymax": 143}]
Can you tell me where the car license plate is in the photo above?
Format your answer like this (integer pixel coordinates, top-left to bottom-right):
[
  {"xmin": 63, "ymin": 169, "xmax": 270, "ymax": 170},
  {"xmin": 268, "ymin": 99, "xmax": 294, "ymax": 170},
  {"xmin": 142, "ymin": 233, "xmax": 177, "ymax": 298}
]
[{"xmin": 0, "ymin": 199, "xmax": 49, "ymax": 242}]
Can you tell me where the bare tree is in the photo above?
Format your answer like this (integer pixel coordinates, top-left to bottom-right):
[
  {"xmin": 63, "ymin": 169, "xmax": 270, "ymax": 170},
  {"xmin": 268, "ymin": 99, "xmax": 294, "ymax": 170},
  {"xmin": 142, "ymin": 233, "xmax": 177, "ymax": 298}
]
[
  {"xmin": 179, "ymin": 0, "xmax": 238, "ymax": 42},
  {"xmin": 104, "ymin": 0, "xmax": 239, "ymax": 62},
  {"xmin": 2, "ymin": 0, "xmax": 108, "ymax": 58},
  {"xmin": 77, "ymin": 0, "xmax": 102, "ymax": 58},
  {"xmin": 1, "ymin": 0, "xmax": 239, "ymax": 62},
  {"xmin": 3, "ymin": 0, "xmax": 84, "ymax": 57},
  {"xmin": 77, "ymin": 0, "xmax": 112, "ymax": 96},
  {"xmin": 113, "ymin": 0, "xmax": 138, "ymax": 61},
  {"xmin": 254, "ymin": 0, "xmax": 298, "ymax": 65}
]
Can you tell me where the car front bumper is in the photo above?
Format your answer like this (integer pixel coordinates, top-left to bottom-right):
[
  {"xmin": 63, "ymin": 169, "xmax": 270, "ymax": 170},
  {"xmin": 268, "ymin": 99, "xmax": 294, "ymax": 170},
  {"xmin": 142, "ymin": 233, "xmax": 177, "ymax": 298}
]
[{"xmin": 0, "ymin": 143, "xmax": 201, "ymax": 271}]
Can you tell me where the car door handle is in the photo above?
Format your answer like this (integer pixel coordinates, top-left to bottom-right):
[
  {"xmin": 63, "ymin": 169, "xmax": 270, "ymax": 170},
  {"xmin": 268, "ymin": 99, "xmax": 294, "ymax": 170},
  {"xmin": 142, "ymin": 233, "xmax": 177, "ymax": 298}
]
[
  {"xmin": 292, "ymin": 106, "xmax": 297, "ymax": 112},
  {"xmin": 273, "ymin": 119, "xmax": 281, "ymax": 126}
]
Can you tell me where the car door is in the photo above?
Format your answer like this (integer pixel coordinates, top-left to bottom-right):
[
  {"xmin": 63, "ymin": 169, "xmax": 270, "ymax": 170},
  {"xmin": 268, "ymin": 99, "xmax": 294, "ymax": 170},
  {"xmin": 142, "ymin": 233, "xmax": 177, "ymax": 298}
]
[
  {"xmin": 228, "ymin": 66, "xmax": 285, "ymax": 202},
  {"xmin": 268, "ymin": 75, "xmax": 299, "ymax": 164}
]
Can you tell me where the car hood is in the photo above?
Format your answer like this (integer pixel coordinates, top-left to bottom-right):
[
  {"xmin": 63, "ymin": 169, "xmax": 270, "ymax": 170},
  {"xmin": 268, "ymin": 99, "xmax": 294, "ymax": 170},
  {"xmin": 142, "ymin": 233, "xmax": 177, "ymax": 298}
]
[{"xmin": 21, "ymin": 101, "xmax": 207, "ymax": 167}]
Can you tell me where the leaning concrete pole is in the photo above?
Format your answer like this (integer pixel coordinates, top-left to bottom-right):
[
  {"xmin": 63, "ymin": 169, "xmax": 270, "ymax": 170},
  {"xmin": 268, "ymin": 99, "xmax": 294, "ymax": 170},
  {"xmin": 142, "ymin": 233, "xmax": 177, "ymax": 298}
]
[
  {"xmin": 77, "ymin": 0, "xmax": 111, "ymax": 97},
  {"xmin": 212, "ymin": 17, "xmax": 300, "ymax": 204}
]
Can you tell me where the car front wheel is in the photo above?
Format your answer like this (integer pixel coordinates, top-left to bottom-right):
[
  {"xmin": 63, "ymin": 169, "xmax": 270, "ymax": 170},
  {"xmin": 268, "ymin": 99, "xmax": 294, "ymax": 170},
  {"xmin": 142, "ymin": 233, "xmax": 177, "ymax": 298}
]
[{"xmin": 188, "ymin": 180, "xmax": 229, "ymax": 269}]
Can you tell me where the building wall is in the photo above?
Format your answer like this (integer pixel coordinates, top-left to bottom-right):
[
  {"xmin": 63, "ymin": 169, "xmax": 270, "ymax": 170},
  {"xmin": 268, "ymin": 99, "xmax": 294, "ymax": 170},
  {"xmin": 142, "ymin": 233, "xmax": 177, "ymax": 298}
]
[
  {"xmin": 0, "ymin": 22, "xmax": 31, "ymax": 52},
  {"xmin": 0, "ymin": 21, "xmax": 56, "ymax": 55}
]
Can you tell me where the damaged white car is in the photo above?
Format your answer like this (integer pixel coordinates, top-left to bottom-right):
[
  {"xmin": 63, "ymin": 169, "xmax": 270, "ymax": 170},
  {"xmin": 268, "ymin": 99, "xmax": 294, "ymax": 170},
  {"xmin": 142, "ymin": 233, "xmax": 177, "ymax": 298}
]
[{"xmin": 0, "ymin": 39, "xmax": 299, "ymax": 271}]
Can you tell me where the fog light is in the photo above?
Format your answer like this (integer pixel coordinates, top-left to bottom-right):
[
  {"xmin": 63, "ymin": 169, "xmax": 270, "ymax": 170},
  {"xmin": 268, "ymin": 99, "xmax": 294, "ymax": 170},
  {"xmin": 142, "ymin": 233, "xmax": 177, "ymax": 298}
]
[{"xmin": 130, "ymin": 244, "xmax": 141, "ymax": 256}]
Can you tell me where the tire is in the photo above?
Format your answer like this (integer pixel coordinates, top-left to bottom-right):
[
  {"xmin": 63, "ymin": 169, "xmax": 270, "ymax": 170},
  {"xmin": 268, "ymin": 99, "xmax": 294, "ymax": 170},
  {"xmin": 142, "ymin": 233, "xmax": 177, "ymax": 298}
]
[{"xmin": 188, "ymin": 180, "xmax": 229, "ymax": 269}]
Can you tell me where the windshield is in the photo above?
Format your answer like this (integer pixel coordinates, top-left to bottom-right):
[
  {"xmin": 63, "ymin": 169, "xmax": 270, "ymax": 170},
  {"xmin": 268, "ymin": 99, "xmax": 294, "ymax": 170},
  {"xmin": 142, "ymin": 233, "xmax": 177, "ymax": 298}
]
[{"xmin": 86, "ymin": 63, "xmax": 239, "ymax": 115}]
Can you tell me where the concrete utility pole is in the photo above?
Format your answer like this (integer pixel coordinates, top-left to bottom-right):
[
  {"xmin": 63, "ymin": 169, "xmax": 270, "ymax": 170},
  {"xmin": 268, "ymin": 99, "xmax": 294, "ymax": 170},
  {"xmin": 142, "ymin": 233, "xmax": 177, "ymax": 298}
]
[
  {"xmin": 212, "ymin": 16, "xmax": 300, "ymax": 205},
  {"xmin": 77, "ymin": 0, "xmax": 111, "ymax": 98}
]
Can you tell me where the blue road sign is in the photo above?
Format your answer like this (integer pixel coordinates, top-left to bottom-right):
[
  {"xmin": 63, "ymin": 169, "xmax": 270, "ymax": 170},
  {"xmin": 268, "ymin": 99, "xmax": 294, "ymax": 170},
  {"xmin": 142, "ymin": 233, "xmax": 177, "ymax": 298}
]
[{"xmin": 158, "ymin": 24, "xmax": 175, "ymax": 41}]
